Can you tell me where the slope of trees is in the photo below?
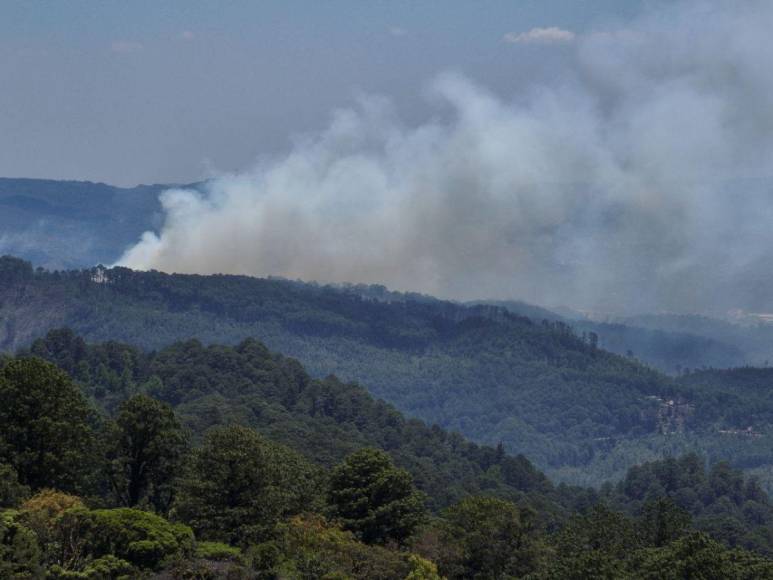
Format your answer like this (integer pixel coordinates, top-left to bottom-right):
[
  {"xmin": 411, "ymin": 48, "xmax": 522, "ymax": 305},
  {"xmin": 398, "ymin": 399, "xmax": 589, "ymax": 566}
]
[
  {"xmin": 23, "ymin": 328, "xmax": 561, "ymax": 514},
  {"xmin": 605, "ymin": 454, "xmax": 773, "ymax": 555},
  {"xmin": 1, "ymin": 353, "xmax": 772, "ymax": 577},
  {"xmin": 0, "ymin": 258, "xmax": 675, "ymax": 480},
  {"xmin": 4, "ymin": 257, "xmax": 773, "ymax": 488}
]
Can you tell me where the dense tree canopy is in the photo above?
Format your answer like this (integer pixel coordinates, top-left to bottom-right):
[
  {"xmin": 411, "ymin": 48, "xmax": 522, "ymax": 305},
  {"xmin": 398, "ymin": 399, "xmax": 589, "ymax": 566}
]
[
  {"xmin": 329, "ymin": 448, "xmax": 426, "ymax": 545},
  {"xmin": 0, "ymin": 259, "xmax": 687, "ymax": 484},
  {"xmin": 23, "ymin": 328, "xmax": 558, "ymax": 514},
  {"xmin": 0, "ymin": 345, "xmax": 771, "ymax": 576},
  {"xmin": 105, "ymin": 394, "xmax": 188, "ymax": 511},
  {"xmin": 427, "ymin": 496, "xmax": 543, "ymax": 579},
  {"xmin": 175, "ymin": 425, "xmax": 320, "ymax": 545},
  {"xmin": 0, "ymin": 357, "xmax": 97, "ymax": 493}
]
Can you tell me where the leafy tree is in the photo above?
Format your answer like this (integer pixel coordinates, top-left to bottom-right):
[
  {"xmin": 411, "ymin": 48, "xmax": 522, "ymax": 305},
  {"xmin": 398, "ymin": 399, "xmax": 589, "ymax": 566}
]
[
  {"xmin": 405, "ymin": 554, "xmax": 442, "ymax": 580},
  {"xmin": 47, "ymin": 555, "xmax": 136, "ymax": 579},
  {"xmin": 175, "ymin": 425, "xmax": 320, "ymax": 545},
  {"xmin": 0, "ymin": 511, "xmax": 41, "ymax": 578},
  {"xmin": 637, "ymin": 497, "xmax": 691, "ymax": 547},
  {"xmin": 0, "ymin": 463, "xmax": 29, "ymax": 508},
  {"xmin": 630, "ymin": 532, "xmax": 773, "ymax": 579},
  {"xmin": 64, "ymin": 507, "xmax": 194, "ymax": 571},
  {"xmin": 610, "ymin": 454, "xmax": 773, "ymax": 554},
  {"xmin": 23, "ymin": 329, "xmax": 564, "ymax": 514},
  {"xmin": 248, "ymin": 514, "xmax": 415, "ymax": 579},
  {"xmin": 105, "ymin": 394, "xmax": 188, "ymax": 511},
  {"xmin": 548, "ymin": 505, "xmax": 639, "ymax": 579},
  {"xmin": 428, "ymin": 496, "xmax": 544, "ymax": 579},
  {"xmin": 17, "ymin": 489, "xmax": 86, "ymax": 569},
  {"xmin": 328, "ymin": 448, "xmax": 426, "ymax": 545},
  {"xmin": 0, "ymin": 358, "xmax": 97, "ymax": 493}
]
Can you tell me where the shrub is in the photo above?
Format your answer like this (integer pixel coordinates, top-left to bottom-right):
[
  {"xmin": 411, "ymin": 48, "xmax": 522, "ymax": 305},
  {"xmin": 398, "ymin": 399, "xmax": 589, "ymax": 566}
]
[
  {"xmin": 248, "ymin": 515, "xmax": 412, "ymax": 579},
  {"xmin": 0, "ymin": 510, "xmax": 41, "ymax": 578},
  {"xmin": 52, "ymin": 507, "xmax": 195, "ymax": 571},
  {"xmin": 195, "ymin": 541, "xmax": 242, "ymax": 562},
  {"xmin": 47, "ymin": 555, "xmax": 136, "ymax": 579},
  {"xmin": 18, "ymin": 489, "xmax": 86, "ymax": 568}
]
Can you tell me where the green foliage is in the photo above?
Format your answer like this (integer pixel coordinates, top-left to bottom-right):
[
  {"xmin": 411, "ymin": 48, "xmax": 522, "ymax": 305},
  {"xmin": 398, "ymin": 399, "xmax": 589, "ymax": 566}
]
[
  {"xmin": 27, "ymin": 330, "xmax": 557, "ymax": 513},
  {"xmin": 67, "ymin": 507, "xmax": 194, "ymax": 570},
  {"xmin": 540, "ymin": 501, "xmax": 773, "ymax": 579},
  {"xmin": 175, "ymin": 425, "xmax": 320, "ymax": 545},
  {"xmin": 17, "ymin": 489, "xmax": 86, "ymax": 569},
  {"xmin": 47, "ymin": 555, "xmax": 136, "ymax": 579},
  {"xmin": 328, "ymin": 448, "xmax": 426, "ymax": 545},
  {"xmin": 0, "ymin": 510, "xmax": 41, "ymax": 579},
  {"xmin": 0, "ymin": 330, "xmax": 773, "ymax": 576},
  {"xmin": 547, "ymin": 504, "xmax": 640, "ymax": 579},
  {"xmin": 607, "ymin": 454, "xmax": 773, "ymax": 554},
  {"xmin": 9, "ymin": 261, "xmax": 773, "ymax": 493},
  {"xmin": 105, "ymin": 394, "xmax": 188, "ymax": 511},
  {"xmin": 630, "ymin": 532, "xmax": 773, "ymax": 580},
  {"xmin": 636, "ymin": 498, "xmax": 691, "ymax": 548},
  {"xmin": 248, "ymin": 514, "xmax": 413, "ymax": 579},
  {"xmin": 422, "ymin": 496, "xmax": 545, "ymax": 579},
  {"xmin": 405, "ymin": 554, "xmax": 442, "ymax": 580},
  {"xmin": 0, "ymin": 464, "xmax": 29, "ymax": 509},
  {"xmin": 0, "ymin": 358, "xmax": 98, "ymax": 493},
  {"xmin": 195, "ymin": 541, "xmax": 242, "ymax": 561},
  {"xmin": 0, "ymin": 263, "xmax": 678, "ymax": 482}
]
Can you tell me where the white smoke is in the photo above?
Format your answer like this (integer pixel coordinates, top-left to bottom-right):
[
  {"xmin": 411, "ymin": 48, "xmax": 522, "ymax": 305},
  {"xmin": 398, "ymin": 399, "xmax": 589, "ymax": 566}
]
[{"xmin": 119, "ymin": 0, "xmax": 773, "ymax": 313}]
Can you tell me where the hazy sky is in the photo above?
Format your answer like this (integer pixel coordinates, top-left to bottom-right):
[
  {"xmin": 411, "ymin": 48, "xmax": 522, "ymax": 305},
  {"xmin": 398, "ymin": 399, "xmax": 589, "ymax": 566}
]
[{"xmin": 0, "ymin": 0, "xmax": 661, "ymax": 186}]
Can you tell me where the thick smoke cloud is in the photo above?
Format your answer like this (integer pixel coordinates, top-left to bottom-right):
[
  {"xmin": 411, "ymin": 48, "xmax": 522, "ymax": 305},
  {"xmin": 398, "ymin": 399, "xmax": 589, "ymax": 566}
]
[{"xmin": 119, "ymin": 1, "xmax": 773, "ymax": 314}]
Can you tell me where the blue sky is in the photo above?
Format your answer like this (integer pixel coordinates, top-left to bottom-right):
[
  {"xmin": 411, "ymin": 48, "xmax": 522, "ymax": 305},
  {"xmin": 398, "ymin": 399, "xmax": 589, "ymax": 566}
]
[{"xmin": 0, "ymin": 1, "xmax": 663, "ymax": 185}]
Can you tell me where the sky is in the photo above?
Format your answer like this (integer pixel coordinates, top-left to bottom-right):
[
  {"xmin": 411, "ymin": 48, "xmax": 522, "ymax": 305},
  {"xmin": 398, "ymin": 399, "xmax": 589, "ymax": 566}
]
[{"xmin": 0, "ymin": 0, "xmax": 662, "ymax": 186}]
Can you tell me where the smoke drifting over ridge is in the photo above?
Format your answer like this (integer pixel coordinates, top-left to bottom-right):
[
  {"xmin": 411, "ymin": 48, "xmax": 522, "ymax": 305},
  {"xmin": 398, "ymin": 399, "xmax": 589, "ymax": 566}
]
[{"xmin": 119, "ymin": 1, "xmax": 773, "ymax": 313}]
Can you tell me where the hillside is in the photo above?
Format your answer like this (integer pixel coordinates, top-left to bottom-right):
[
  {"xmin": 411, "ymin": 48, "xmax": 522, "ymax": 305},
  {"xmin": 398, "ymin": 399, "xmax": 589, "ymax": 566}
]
[
  {"xmin": 3, "ymin": 349, "xmax": 773, "ymax": 577},
  {"xmin": 0, "ymin": 178, "xmax": 190, "ymax": 269},
  {"xmin": 0, "ymin": 258, "xmax": 773, "ymax": 486},
  {"xmin": 480, "ymin": 300, "xmax": 746, "ymax": 373},
  {"xmin": 0, "ymin": 257, "xmax": 673, "ymax": 478},
  {"xmin": 3, "ymin": 256, "xmax": 773, "ymax": 487},
  {"xmin": 622, "ymin": 313, "xmax": 773, "ymax": 368},
  {"xmin": 19, "ymin": 328, "xmax": 566, "ymax": 515}
]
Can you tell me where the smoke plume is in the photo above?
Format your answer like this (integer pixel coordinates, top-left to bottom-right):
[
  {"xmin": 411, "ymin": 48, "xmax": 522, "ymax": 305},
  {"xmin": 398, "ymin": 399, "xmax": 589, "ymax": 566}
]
[{"xmin": 119, "ymin": 1, "xmax": 773, "ymax": 314}]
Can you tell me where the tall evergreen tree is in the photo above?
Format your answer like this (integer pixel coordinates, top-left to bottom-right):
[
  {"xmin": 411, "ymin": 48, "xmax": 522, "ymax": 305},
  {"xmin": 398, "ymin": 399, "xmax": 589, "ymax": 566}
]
[
  {"xmin": 105, "ymin": 394, "xmax": 188, "ymax": 512},
  {"xmin": 328, "ymin": 448, "xmax": 426, "ymax": 545},
  {"xmin": 0, "ymin": 358, "xmax": 97, "ymax": 493}
]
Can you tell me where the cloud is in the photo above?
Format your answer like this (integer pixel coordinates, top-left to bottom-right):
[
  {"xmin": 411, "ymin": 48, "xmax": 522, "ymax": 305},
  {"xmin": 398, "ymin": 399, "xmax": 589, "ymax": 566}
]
[
  {"xmin": 503, "ymin": 27, "xmax": 575, "ymax": 45},
  {"xmin": 119, "ymin": 1, "xmax": 773, "ymax": 314},
  {"xmin": 110, "ymin": 40, "xmax": 143, "ymax": 54}
]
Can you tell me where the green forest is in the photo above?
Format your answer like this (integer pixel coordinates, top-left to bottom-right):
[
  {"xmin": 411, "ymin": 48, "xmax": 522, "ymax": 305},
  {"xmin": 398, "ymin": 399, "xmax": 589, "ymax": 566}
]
[
  {"xmin": 3, "ymin": 337, "xmax": 773, "ymax": 578},
  {"xmin": 3, "ymin": 257, "xmax": 773, "ymax": 489}
]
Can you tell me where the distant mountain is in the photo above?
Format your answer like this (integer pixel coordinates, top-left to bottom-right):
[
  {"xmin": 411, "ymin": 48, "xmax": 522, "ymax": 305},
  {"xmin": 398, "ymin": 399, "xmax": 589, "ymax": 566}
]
[
  {"xmin": 0, "ymin": 177, "xmax": 195, "ymax": 269},
  {"xmin": 621, "ymin": 313, "xmax": 773, "ymax": 369},
  {"xmin": 474, "ymin": 300, "xmax": 747, "ymax": 374}
]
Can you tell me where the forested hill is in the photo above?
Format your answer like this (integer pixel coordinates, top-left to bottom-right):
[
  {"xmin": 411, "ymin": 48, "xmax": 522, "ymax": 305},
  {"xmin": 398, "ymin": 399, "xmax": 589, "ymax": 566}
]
[
  {"xmin": 3, "ymin": 255, "xmax": 773, "ymax": 489},
  {"xmin": 20, "ymin": 328, "xmax": 565, "ymax": 515},
  {"xmin": 475, "ymin": 299, "xmax": 747, "ymax": 373},
  {"xmin": 4, "ymin": 344, "xmax": 773, "ymax": 576},
  {"xmin": 0, "ymin": 257, "xmax": 673, "ymax": 476}
]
